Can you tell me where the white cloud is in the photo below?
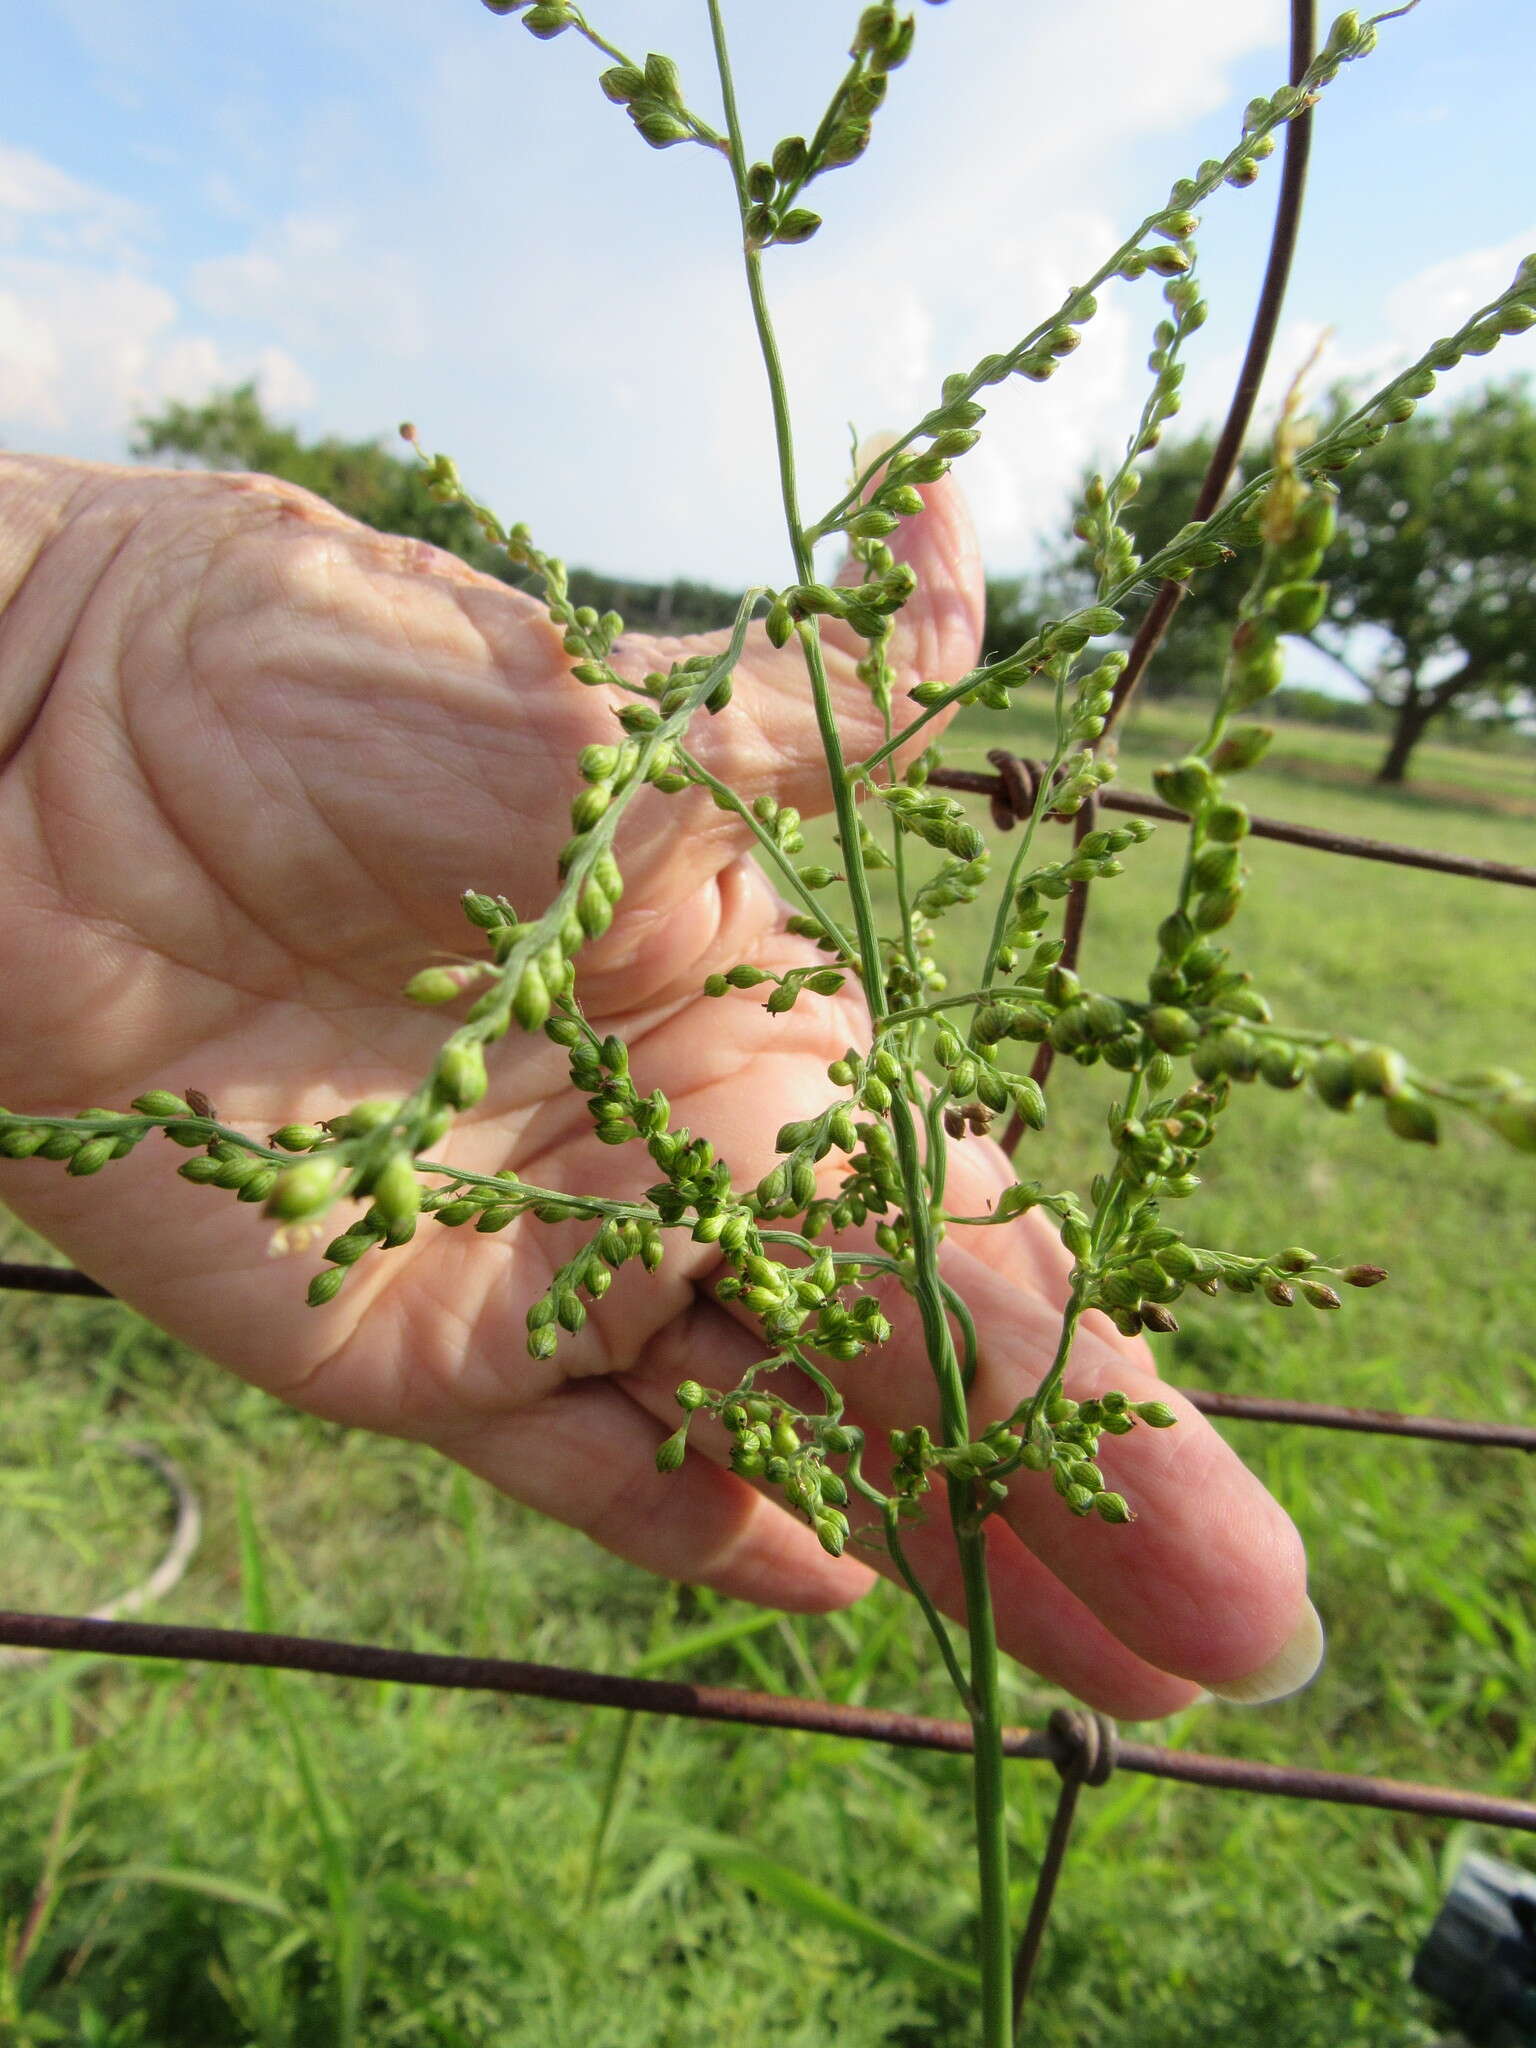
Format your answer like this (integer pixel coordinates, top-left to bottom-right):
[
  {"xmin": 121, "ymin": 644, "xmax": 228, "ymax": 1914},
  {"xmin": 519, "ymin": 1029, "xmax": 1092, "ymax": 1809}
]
[
  {"xmin": 0, "ymin": 264, "xmax": 174, "ymax": 434},
  {"xmin": 0, "ymin": 253, "xmax": 313, "ymax": 449},
  {"xmin": 150, "ymin": 335, "xmax": 316, "ymax": 417},
  {"xmin": 0, "ymin": 284, "xmax": 62, "ymax": 424},
  {"xmin": 0, "ymin": 139, "xmax": 313, "ymax": 456},
  {"xmin": 0, "ymin": 141, "xmax": 144, "ymax": 256},
  {"xmin": 191, "ymin": 212, "xmax": 427, "ymax": 360},
  {"xmin": 1382, "ymin": 228, "xmax": 1536, "ymax": 349}
]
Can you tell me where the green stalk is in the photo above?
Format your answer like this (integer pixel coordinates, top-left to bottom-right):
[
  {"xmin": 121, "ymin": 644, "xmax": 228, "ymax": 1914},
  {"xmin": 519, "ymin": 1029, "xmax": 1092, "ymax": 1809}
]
[
  {"xmin": 923, "ymin": 1079, "xmax": 955, "ymax": 1209},
  {"xmin": 940, "ymin": 1277, "xmax": 980, "ymax": 1394},
  {"xmin": 873, "ymin": 682, "xmax": 925, "ymax": 993},
  {"xmin": 888, "ymin": 1087, "xmax": 1013, "ymax": 2048},
  {"xmin": 884, "ymin": 1504, "xmax": 974, "ymax": 1713},
  {"xmin": 888, "ymin": 774, "xmax": 923, "ymax": 989},
  {"xmin": 1018, "ymin": 1296, "xmax": 1084, "ymax": 1439},
  {"xmin": 953, "ymin": 1498, "xmax": 1012, "ymax": 2047},
  {"xmin": 704, "ymin": 6, "xmax": 1013, "ymax": 2037}
]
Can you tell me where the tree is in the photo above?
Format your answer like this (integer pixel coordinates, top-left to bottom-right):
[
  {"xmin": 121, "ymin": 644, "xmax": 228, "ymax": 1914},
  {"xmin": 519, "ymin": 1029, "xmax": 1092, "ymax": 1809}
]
[
  {"xmin": 1013, "ymin": 380, "xmax": 1536, "ymax": 784},
  {"xmin": 1303, "ymin": 381, "xmax": 1536, "ymax": 782},
  {"xmin": 133, "ymin": 383, "xmax": 509, "ymax": 576},
  {"xmin": 132, "ymin": 384, "xmax": 742, "ymax": 636}
]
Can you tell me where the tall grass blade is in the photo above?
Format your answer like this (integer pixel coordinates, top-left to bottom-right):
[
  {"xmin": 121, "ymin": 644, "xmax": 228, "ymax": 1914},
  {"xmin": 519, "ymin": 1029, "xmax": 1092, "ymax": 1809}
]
[
  {"xmin": 677, "ymin": 1829, "xmax": 979, "ymax": 1990},
  {"xmin": 237, "ymin": 1479, "xmax": 367, "ymax": 2047}
]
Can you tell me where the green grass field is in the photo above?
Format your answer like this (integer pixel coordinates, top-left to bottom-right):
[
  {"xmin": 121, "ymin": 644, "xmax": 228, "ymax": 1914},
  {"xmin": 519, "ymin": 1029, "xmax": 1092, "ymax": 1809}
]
[{"xmin": 1, "ymin": 703, "xmax": 1532, "ymax": 2046}]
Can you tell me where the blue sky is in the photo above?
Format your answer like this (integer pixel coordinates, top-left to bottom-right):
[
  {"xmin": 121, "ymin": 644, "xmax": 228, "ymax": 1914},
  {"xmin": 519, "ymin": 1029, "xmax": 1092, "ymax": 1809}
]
[{"xmin": 3, "ymin": 1, "xmax": 1533, "ymax": 587}]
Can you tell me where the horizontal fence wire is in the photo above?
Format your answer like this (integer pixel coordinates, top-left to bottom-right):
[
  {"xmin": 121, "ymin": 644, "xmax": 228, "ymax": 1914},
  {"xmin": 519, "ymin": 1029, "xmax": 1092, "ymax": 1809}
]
[
  {"xmin": 926, "ymin": 761, "xmax": 1536, "ymax": 890},
  {"xmin": 1180, "ymin": 1389, "xmax": 1536, "ymax": 1453},
  {"xmin": 0, "ymin": 1609, "xmax": 1530, "ymax": 1834}
]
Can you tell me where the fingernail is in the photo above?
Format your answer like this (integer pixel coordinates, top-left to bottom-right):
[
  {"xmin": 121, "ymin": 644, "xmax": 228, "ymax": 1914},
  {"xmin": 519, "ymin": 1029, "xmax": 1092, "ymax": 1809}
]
[{"xmin": 1207, "ymin": 1598, "xmax": 1325, "ymax": 1706}]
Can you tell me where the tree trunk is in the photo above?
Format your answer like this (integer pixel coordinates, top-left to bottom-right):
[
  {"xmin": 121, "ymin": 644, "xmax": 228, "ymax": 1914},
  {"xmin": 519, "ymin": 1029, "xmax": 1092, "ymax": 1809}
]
[{"xmin": 1375, "ymin": 693, "xmax": 1435, "ymax": 785}]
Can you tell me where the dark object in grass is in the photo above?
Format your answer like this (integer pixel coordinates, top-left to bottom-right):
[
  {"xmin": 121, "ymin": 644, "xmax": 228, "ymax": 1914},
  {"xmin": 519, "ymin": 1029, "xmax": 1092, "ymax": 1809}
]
[{"xmin": 1413, "ymin": 1851, "xmax": 1536, "ymax": 2045}]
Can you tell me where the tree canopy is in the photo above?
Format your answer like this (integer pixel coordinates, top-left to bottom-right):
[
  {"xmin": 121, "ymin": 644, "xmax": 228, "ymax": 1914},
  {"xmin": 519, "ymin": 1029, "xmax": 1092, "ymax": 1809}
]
[
  {"xmin": 133, "ymin": 383, "xmax": 509, "ymax": 575},
  {"xmin": 993, "ymin": 378, "xmax": 1536, "ymax": 783},
  {"xmin": 1303, "ymin": 380, "xmax": 1536, "ymax": 779}
]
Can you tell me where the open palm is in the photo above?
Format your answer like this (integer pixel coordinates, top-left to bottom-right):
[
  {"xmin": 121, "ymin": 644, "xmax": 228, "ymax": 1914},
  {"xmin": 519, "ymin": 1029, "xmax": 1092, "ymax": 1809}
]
[{"xmin": 0, "ymin": 454, "xmax": 1311, "ymax": 1715}]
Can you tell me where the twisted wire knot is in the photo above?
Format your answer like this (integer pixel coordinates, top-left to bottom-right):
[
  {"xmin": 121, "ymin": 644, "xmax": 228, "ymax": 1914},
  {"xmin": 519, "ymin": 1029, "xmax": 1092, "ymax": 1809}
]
[
  {"xmin": 984, "ymin": 750, "xmax": 1077, "ymax": 831},
  {"xmin": 984, "ymin": 749, "xmax": 1040, "ymax": 829},
  {"xmin": 1047, "ymin": 1705, "xmax": 1119, "ymax": 1787}
]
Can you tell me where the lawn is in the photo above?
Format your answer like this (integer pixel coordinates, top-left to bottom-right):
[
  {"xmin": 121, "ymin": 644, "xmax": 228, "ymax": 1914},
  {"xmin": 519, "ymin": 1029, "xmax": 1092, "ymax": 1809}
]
[{"xmin": 0, "ymin": 701, "xmax": 1532, "ymax": 2046}]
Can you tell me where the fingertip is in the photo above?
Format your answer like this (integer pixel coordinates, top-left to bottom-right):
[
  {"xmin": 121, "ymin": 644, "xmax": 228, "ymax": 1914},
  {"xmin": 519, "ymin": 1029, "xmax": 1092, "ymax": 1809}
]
[
  {"xmin": 941, "ymin": 1265, "xmax": 1313, "ymax": 1690},
  {"xmin": 1206, "ymin": 1596, "xmax": 1325, "ymax": 1707},
  {"xmin": 825, "ymin": 439, "xmax": 984, "ymax": 691},
  {"xmin": 886, "ymin": 462, "xmax": 985, "ymax": 677}
]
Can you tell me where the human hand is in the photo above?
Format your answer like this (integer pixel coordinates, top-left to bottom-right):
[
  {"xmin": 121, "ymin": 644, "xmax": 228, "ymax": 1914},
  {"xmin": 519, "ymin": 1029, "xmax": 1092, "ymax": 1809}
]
[{"xmin": 0, "ymin": 454, "xmax": 1313, "ymax": 1716}]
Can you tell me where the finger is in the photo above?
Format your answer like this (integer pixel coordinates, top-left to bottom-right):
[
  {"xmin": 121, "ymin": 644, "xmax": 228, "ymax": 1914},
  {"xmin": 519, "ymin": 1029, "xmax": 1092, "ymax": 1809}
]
[
  {"xmin": 613, "ymin": 465, "xmax": 984, "ymax": 826},
  {"xmin": 708, "ymin": 1199, "xmax": 1308, "ymax": 1697},
  {"xmin": 821, "ymin": 455, "xmax": 987, "ymax": 718},
  {"xmin": 619, "ymin": 1291, "xmax": 1202, "ymax": 1717},
  {"xmin": 431, "ymin": 1297, "xmax": 874, "ymax": 1614},
  {"xmin": 940, "ymin": 1132, "xmax": 1159, "ymax": 1368},
  {"xmin": 891, "ymin": 1239, "xmax": 1311, "ymax": 1692},
  {"xmin": 934, "ymin": 1146, "xmax": 1313, "ymax": 1687},
  {"xmin": 866, "ymin": 1500, "xmax": 1205, "ymax": 1720}
]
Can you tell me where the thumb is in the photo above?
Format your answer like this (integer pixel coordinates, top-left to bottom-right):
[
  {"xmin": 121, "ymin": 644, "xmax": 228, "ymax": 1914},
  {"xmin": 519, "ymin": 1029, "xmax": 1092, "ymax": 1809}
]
[
  {"xmin": 824, "ymin": 446, "xmax": 987, "ymax": 746},
  {"xmin": 615, "ymin": 462, "xmax": 985, "ymax": 824}
]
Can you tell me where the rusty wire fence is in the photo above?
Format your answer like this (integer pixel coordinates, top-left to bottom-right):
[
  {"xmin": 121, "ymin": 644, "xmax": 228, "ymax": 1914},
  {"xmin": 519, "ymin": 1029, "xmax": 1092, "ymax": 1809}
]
[
  {"xmin": 2, "ymin": 1186, "xmax": 1534, "ymax": 2024},
  {"xmin": 2, "ymin": 0, "xmax": 1534, "ymax": 2028}
]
